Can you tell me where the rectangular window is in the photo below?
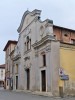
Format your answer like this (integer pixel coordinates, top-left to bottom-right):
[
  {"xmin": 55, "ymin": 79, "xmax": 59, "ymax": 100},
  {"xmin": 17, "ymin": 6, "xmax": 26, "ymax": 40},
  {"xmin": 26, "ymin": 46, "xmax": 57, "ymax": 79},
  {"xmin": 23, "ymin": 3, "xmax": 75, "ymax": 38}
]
[
  {"xmin": 25, "ymin": 37, "xmax": 31, "ymax": 51},
  {"xmin": 27, "ymin": 41, "xmax": 29, "ymax": 50},
  {"xmin": 1, "ymin": 69, "xmax": 3, "ymax": 78},
  {"xmin": 16, "ymin": 64, "xmax": 18, "ymax": 74},
  {"xmin": 30, "ymin": 39, "xmax": 31, "ymax": 49},
  {"xmin": 72, "ymin": 39, "xmax": 75, "ymax": 44},
  {"xmin": 25, "ymin": 42, "xmax": 26, "ymax": 51},
  {"xmin": 42, "ymin": 54, "xmax": 46, "ymax": 66}
]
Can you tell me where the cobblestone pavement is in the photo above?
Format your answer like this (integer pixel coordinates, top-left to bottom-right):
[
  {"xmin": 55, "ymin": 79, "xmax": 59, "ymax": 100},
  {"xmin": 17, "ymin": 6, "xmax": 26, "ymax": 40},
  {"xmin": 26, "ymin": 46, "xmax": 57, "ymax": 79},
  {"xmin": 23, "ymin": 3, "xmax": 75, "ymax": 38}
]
[{"xmin": 0, "ymin": 89, "xmax": 75, "ymax": 100}]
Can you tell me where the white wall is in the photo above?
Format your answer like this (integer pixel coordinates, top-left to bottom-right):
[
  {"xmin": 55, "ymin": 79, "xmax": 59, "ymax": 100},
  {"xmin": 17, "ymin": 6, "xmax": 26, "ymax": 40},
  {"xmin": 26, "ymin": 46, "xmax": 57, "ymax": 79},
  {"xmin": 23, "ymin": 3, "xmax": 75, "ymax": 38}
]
[{"xmin": 0, "ymin": 68, "xmax": 5, "ymax": 81}]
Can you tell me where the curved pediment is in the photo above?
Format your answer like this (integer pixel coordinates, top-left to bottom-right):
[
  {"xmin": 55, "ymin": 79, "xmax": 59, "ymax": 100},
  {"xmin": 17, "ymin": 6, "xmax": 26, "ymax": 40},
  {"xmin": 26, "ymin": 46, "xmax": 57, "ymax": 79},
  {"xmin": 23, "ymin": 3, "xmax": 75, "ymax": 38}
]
[
  {"xmin": 17, "ymin": 9, "xmax": 41, "ymax": 33},
  {"xmin": 17, "ymin": 10, "xmax": 30, "ymax": 33}
]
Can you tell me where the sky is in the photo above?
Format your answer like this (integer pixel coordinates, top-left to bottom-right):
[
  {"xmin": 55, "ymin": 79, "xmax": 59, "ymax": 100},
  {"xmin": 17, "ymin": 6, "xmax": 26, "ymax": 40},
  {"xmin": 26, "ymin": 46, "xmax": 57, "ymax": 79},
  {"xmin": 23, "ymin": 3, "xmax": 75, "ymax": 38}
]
[{"xmin": 0, "ymin": 0, "xmax": 75, "ymax": 64}]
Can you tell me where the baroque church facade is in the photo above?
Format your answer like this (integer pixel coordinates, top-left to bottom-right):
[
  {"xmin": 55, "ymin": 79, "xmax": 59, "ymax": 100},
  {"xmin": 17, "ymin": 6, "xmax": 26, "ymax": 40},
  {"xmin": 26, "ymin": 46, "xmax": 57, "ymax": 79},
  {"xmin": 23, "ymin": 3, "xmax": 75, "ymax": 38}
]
[{"xmin": 13, "ymin": 9, "xmax": 60, "ymax": 96}]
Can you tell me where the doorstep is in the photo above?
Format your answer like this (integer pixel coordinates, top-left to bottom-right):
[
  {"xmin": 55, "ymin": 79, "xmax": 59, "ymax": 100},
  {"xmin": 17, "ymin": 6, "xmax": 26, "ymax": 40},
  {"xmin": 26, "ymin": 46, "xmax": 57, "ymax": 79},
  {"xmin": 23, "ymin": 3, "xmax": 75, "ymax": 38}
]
[
  {"xmin": 32, "ymin": 91, "xmax": 53, "ymax": 97},
  {"xmin": 13, "ymin": 89, "xmax": 53, "ymax": 97}
]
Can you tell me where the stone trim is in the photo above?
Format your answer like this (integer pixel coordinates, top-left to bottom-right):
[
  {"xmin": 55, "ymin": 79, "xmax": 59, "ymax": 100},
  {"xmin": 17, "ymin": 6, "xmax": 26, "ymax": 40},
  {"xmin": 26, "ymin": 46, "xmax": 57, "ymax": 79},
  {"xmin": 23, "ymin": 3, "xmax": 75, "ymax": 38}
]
[
  {"xmin": 17, "ymin": 10, "xmax": 30, "ymax": 33},
  {"xmin": 60, "ymin": 43, "xmax": 75, "ymax": 49},
  {"xmin": 13, "ymin": 54, "xmax": 21, "ymax": 61},
  {"xmin": 32, "ymin": 35, "xmax": 55, "ymax": 49}
]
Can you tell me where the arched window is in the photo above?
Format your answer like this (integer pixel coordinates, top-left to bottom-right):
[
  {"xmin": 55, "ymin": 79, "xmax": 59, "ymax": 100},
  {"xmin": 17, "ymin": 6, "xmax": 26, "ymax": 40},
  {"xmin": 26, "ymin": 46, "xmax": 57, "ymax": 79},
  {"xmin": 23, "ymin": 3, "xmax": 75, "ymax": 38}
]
[
  {"xmin": 25, "ymin": 36, "xmax": 31, "ymax": 51},
  {"xmin": 42, "ymin": 54, "xmax": 46, "ymax": 66},
  {"xmin": 41, "ymin": 52, "xmax": 46, "ymax": 66},
  {"xmin": 30, "ymin": 39, "xmax": 31, "ymax": 49}
]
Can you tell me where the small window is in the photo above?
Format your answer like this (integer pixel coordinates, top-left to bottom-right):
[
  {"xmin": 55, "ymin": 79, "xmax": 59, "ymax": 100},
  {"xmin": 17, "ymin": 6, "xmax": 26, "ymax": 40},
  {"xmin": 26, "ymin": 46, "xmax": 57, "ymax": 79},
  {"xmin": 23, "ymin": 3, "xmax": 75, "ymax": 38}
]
[
  {"xmin": 27, "ymin": 36, "xmax": 29, "ymax": 42},
  {"xmin": 42, "ymin": 54, "xmax": 46, "ymax": 66},
  {"xmin": 16, "ymin": 64, "xmax": 18, "ymax": 74},
  {"xmin": 72, "ymin": 39, "xmax": 75, "ymax": 44},
  {"xmin": 54, "ymin": 34, "xmax": 56, "ymax": 37},
  {"xmin": 1, "ymin": 70, "xmax": 3, "ymax": 78},
  {"xmin": 64, "ymin": 34, "xmax": 68, "ymax": 37},
  {"xmin": 27, "ymin": 41, "xmax": 29, "ymax": 50},
  {"xmin": 25, "ymin": 37, "xmax": 31, "ymax": 51},
  {"xmin": 30, "ymin": 39, "xmax": 31, "ymax": 49},
  {"xmin": 73, "ymin": 40, "xmax": 75, "ymax": 44}
]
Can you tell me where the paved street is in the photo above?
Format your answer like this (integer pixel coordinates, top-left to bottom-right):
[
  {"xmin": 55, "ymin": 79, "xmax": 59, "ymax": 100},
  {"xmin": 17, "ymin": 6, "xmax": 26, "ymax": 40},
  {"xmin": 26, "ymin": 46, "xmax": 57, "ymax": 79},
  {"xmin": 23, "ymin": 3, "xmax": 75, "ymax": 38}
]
[{"xmin": 0, "ymin": 89, "xmax": 75, "ymax": 100}]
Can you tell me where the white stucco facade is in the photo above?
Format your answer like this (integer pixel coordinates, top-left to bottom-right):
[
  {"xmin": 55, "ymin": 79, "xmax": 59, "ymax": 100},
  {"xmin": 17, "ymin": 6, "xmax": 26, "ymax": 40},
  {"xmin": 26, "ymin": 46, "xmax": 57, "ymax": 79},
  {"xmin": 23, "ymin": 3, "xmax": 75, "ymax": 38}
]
[{"xmin": 13, "ymin": 9, "xmax": 60, "ymax": 96}]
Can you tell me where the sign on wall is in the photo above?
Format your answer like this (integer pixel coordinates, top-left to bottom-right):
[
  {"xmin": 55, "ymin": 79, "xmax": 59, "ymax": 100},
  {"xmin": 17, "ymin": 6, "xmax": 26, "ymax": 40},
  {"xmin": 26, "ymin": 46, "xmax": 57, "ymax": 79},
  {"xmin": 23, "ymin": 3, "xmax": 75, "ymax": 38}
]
[
  {"xmin": 59, "ymin": 68, "xmax": 64, "ymax": 76},
  {"xmin": 60, "ymin": 75, "xmax": 69, "ymax": 80},
  {"xmin": 59, "ymin": 68, "xmax": 69, "ymax": 80}
]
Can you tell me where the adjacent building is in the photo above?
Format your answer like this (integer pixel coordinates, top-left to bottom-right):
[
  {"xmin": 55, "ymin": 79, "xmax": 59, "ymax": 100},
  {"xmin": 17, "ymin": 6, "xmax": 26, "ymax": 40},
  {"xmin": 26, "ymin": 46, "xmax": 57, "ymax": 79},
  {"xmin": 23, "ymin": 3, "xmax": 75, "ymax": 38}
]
[
  {"xmin": 53, "ymin": 25, "xmax": 75, "ymax": 44},
  {"xmin": 59, "ymin": 42, "xmax": 75, "ymax": 96},
  {"xmin": 0, "ymin": 64, "xmax": 5, "ymax": 87},
  {"xmin": 3, "ymin": 9, "xmax": 75, "ymax": 96},
  {"xmin": 3, "ymin": 40, "xmax": 17, "ymax": 89}
]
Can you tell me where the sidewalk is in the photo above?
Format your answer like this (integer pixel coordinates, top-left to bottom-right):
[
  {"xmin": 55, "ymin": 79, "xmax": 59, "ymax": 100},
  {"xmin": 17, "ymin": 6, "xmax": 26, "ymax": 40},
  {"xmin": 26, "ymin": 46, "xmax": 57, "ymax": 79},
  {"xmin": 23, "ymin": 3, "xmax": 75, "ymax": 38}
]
[
  {"xmin": 13, "ymin": 89, "xmax": 53, "ymax": 97},
  {"xmin": 13, "ymin": 89, "xmax": 62, "ymax": 99},
  {"xmin": 13, "ymin": 90, "xmax": 75, "ymax": 99},
  {"xmin": 6, "ymin": 89, "xmax": 75, "ymax": 99}
]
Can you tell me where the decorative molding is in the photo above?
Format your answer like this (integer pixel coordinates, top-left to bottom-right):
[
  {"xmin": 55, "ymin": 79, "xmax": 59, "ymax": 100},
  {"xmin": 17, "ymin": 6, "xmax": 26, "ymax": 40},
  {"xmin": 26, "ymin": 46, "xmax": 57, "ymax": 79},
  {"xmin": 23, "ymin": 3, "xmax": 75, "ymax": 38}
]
[
  {"xmin": 17, "ymin": 10, "xmax": 30, "ymax": 33},
  {"xmin": 31, "ymin": 9, "xmax": 41, "ymax": 16},
  {"xmin": 39, "ymin": 66, "xmax": 47, "ymax": 68},
  {"xmin": 19, "ymin": 16, "xmax": 38, "ymax": 34},
  {"xmin": 41, "ymin": 51, "xmax": 45, "ymax": 55},
  {"xmin": 45, "ymin": 46, "xmax": 51, "ymax": 52},
  {"xmin": 60, "ymin": 43, "xmax": 75, "ymax": 49},
  {"xmin": 24, "ymin": 64, "xmax": 31, "ymax": 70},
  {"xmin": 32, "ymin": 35, "xmax": 55, "ymax": 49},
  {"xmin": 17, "ymin": 9, "xmax": 41, "ymax": 33},
  {"xmin": 24, "ymin": 56, "xmax": 30, "ymax": 61},
  {"xmin": 24, "ymin": 49, "xmax": 32, "ymax": 54},
  {"xmin": 35, "ymin": 52, "xmax": 38, "ymax": 57},
  {"xmin": 13, "ymin": 53, "xmax": 21, "ymax": 61}
]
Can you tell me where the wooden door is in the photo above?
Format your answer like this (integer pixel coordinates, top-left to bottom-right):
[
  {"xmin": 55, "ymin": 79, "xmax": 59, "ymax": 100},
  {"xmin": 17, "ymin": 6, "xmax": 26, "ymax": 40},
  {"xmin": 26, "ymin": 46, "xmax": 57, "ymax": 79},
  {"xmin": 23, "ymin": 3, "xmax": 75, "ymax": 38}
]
[
  {"xmin": 16, "ymin": 76, "xmax": 18, "ymax": 89},
  {"xmin": 26, "ymin": 69, "xmax": 30, "ymax": 90},
  {"xmin": 41, "ymin": 70, "xmax": 46, "ymax": 91}
]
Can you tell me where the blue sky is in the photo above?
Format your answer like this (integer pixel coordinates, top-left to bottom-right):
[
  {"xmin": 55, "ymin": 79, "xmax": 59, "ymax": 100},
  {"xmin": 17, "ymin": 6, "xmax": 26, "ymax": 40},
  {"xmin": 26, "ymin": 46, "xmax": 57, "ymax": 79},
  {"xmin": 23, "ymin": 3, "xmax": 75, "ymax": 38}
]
[{"xmin": 0, "ymin": 0, "xmax": 75, "ymax": 64}]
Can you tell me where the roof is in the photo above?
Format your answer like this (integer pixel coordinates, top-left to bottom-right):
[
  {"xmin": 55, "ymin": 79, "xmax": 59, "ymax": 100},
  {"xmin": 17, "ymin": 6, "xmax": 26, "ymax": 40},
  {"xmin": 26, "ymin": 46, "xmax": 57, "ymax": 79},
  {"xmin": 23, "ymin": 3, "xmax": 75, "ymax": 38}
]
[
  {"xmin": 53, "ymin": 25, "xmax": 75, "ymax": 32},
  {"xmin": 0, "ymin": 64, "xmax": 5, "ymax": 69},
  {"xmin": 3, "ymin": 40, "xmax": 17, "ymax": 51}
]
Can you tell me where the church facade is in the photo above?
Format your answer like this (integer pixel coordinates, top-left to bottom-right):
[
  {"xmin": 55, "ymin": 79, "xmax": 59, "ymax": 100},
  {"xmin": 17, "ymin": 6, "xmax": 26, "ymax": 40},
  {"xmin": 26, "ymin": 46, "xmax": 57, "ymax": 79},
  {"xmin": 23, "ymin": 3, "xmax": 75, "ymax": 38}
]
[{"xmin": 13, "ymin": 9, "xmax": 60, "ymax": 96}]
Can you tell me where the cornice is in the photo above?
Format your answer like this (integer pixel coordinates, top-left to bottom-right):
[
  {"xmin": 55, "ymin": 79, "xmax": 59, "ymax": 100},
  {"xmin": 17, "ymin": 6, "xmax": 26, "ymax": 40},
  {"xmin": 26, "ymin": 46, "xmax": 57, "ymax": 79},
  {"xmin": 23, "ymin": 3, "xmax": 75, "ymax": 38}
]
[
  {"xmin": 32, "ymin": 35, "xmax": 55, "ymax": 49},
  {"xmin": 13, "ymin": 53, "xmax": 21, "ymax": 61},
  {"xmin": 60, "ymin": 43, "xmax": 75, "ymax": 49}
]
